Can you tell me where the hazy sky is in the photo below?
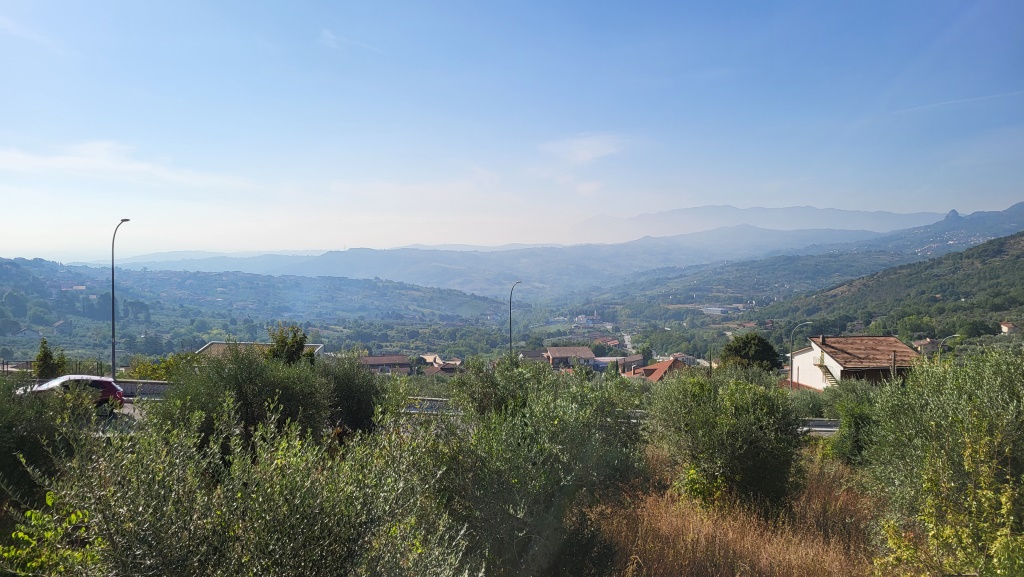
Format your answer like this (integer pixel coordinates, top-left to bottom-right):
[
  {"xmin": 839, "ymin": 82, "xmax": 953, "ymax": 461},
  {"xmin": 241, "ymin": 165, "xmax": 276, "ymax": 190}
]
[{"xmin": 1, "ymin": 0, "xmax": 1022, "ymax": 261}]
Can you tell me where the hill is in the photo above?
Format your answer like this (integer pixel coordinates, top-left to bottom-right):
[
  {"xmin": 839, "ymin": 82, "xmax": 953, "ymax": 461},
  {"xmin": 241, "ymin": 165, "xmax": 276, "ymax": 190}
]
[
  {"xmin": 0, "ymin": 258, "xmax": 508, "ymax": 359},
  {"xmin": 114, "ymin": 203, "xmax": 1023, "ymax": 299},
  {"xmin": 119, "ymin": 226, "xmax": 885, "ymax": 298},
  {"xmin": 752, "ymin": 231, "xmax": 1024, "ymax": 340}
]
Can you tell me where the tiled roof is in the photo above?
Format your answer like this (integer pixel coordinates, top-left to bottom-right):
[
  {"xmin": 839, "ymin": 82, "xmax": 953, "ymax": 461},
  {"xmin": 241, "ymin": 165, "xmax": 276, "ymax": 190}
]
[
  {"xmin": 634, "ymin": 359, "xmax": 684, "ymax": 382},
  {"xmin": 809, "ymin": 336, "xmax": 918, "ymax": 369},
  {"xmin": 545, "ymin": 346, "xmax": 596, "ymax": 359}
]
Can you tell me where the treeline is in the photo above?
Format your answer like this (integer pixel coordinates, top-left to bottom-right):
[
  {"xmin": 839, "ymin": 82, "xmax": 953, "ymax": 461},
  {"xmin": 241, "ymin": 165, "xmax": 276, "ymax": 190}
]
[{"xmin": 3, "ymin": 347, "xmax": 1024, "ymax": 575}]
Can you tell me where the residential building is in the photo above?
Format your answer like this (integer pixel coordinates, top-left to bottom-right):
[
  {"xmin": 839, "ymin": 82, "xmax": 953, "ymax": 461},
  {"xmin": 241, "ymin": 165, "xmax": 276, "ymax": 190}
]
[
  {"xmin": 359, "ymin": 355, "xmax": 412, "ymax": 375},
  {"xmin": 544, "ymin": 346, "xmax": 596, "ymax": 369},
  {"xmin": 790, "ymin": 335, "xmax": 919, "ymax": 391},
  {"xmin": 632, "ymin": 358, "xmax": 685, "ymax": 382}
]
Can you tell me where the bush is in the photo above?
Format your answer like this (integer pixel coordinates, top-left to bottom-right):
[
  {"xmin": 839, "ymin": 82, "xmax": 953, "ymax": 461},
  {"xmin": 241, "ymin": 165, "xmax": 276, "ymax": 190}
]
[
  {"xmin": 791, "ymin": 388, "xmax": 825, "ymax": 419},
  {"xmin": 155, "ymin": 346, "xmax": 333, "ymax": 443},
  {"xmin": 650, "ymin": 366, "xmax": 804, "ymax": 506},
  {"xmin": 870, "ymin": 349, "xmax": 1024, "ymax": 575},
  {"xmin": 1, "ymin": 397, "xmax": 475, "ymax": 577},
  {"xmin": 315, "ymin": 351, "xmax": 382, "ymax": 436},
  {"xmin": 821, "ymin": 380, "xmax": 878, "ymax": 465},
  {"xmin": 440, "ymin": 358, "xmax": 644, "ymax": 575},
  {"xmin": 0, "ymin": 375, "xmax": 92, "ymax": 511}
]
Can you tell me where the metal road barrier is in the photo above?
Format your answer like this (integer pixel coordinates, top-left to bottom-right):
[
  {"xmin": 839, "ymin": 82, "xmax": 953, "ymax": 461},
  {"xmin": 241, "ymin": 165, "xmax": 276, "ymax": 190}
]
[{"xmin": 801, "ymin": 418, "xmax": 839, "ymax": 437}]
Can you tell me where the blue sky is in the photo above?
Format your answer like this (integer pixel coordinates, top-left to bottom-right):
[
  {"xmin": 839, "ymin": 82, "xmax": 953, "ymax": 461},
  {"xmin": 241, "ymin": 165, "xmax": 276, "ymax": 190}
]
[{"xmin": 1, "ymin": 0, "xmax": 1021, "ymax": 260}]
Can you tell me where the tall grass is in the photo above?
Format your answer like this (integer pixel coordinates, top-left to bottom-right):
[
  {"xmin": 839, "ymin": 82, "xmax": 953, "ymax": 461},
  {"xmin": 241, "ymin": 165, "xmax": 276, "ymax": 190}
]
[{"xmin": 585, "ymin": 446, "xmax": 876, "ymax": 577}]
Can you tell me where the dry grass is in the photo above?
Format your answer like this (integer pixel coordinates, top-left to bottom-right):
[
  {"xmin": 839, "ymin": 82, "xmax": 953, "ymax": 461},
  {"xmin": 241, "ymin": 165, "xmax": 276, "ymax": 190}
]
[{"xmin": 583, "ymin": 447, "xmax": 877, "ymax": 577}]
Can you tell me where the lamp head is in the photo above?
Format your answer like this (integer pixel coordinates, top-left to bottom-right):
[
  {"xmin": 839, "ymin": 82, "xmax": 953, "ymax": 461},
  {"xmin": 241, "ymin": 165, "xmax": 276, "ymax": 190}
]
[{"xmin": 121, "ymin": 218, "xmax": 130, "ymax": 223}]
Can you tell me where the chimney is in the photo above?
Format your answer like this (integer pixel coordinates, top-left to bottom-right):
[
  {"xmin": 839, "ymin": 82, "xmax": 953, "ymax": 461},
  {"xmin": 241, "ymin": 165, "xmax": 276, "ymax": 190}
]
[{"xmin": 820, "ymin": 335, "xmax": 826, "ymax": 345}]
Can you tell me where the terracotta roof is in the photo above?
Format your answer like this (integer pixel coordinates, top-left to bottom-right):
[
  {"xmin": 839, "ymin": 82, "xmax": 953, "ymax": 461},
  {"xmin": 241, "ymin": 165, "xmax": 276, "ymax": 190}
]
[
  {"xmin": 809, "ymin": 336, "xmax": 918, "ymax": 369},
  {"xmin": 633, "ymin": 359, "xmax": 685, "ymax": 382},
  {"xmin": 545, "ymin": 346, "xmax": 596, "ymax": 360},
  {"xmin": 196, "ymin": 341, "xmax": 324, "ymax": 357}
]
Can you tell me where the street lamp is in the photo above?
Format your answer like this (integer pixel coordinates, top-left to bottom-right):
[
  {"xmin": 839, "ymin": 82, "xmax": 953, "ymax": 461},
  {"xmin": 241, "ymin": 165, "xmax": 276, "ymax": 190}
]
[
  {"xmin": 111, "ymin": 219, "xmax": 130, "ymax": 380},
  {"xmin": 790, "ymin": 321, "xmax": 813, "ymax": 391},
  {"xmin": 509, "ymin": 281, "xmax": 521, "ymax": 358},
  {"xmin": 937, "ymin": 334, "xmax": 960, "ymax": 361}
]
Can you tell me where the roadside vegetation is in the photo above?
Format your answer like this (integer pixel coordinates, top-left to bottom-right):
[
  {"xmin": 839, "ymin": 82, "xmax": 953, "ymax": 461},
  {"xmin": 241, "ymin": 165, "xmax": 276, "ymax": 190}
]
[{"xmin": 2, "ymin": 339, "xmax": 1023, "ymax": 576}]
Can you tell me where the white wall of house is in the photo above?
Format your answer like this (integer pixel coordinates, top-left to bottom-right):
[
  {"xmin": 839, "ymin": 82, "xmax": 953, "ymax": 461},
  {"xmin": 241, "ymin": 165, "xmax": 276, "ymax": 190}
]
[
  {"xmin": 791, "ymin": 342, "xmax": 844, "ymax": 391},
  {"xmin": 791, "ymin": 349, "xmax": 826, "ymax": 391}
]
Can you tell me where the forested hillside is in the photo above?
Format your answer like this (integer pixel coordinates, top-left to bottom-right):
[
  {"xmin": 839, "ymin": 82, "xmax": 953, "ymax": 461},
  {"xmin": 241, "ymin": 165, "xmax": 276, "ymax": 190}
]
[
  {"xmin": 752, "ymin": 231, "xmax": 1024, "ymax": 339},
  {"xmin": 0, "ymin": 258, "xmax": 510, "ymax": 360}
]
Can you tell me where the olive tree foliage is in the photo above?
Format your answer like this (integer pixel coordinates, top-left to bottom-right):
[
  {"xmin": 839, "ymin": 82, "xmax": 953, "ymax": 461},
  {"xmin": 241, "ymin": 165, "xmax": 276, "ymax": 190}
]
[
  {"xmin": 155, "ymin": 344, "xmax": 382, "ymax": 441},
  {"xmin": 439, "ymin": 357, "xmax": 646, "ymax": 576},
  {"xmin": 870, "ymin": 349, "xmax": 1024, "ymax": 576},
  {"xmin": 1, "ymin": 397, "xmax": 477, "ymax": 577},
  {"xmin": 649, "ymin": 366, "xmax": 803, "ymax": 506},
  {"xmin": 152, "ymin": 345, "xmax": 332, "ymax": 444},
  {"xmin": 821, "ymin": 379, "xmax": 878, "ymax": 465},
  {"xmin": 0, "ymin": 375, "xmax": 94, "ymax": 513}
]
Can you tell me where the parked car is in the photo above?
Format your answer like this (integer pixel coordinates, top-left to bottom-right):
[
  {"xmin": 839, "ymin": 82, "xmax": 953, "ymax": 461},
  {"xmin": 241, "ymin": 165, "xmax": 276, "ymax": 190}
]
[{"xmin": 20, "ymin": 374, "xmax": 125, "ymax": 407}]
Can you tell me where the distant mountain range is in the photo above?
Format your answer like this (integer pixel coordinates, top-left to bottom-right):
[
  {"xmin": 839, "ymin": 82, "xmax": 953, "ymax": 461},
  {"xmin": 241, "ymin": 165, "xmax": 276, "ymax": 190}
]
[
  {"xmin": 576, "ymin": 205, "xmax": 945, "ymax": 244},
  {"xmin": 112, "ymin": 203, "xmax": 1024, "ymax": 299},
  {"xmin": 118, "ymin": 226, "xmax": 884, "ymax": 298}
]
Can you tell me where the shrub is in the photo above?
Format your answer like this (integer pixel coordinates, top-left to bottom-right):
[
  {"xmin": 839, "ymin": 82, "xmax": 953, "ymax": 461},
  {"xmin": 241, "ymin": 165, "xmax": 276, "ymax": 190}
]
[
  {"xmin": 1, "ymin": 397, "xmax": 476, "ymax": 577},
  {"xmin": 791, "ymin": 388, "xmax": 825, "ymax": 419},
  {"xmin": 155, "ymin": 346, "xmax": 333, "ymax": 442},
  {"xmin": 0, "ymin": 375, "xmax": 93, "ymax": 511},
  {"xmin": 870, "ymin": 349, "xmax": 1024, "ymax": 576},
  {"xmin": 315, "ymin": 351, "xmax": 382, "ymax": 436},
  {"xmin": 439, "ymin": 358, "xmax": 644, "ymax": 576},
  {"xmin": 649, "ymin": 366, "xmax": 803, "ymax": 506},
  {"xmin": 822, "ymin": 379, "xmax": 878, "ymax": 465}
]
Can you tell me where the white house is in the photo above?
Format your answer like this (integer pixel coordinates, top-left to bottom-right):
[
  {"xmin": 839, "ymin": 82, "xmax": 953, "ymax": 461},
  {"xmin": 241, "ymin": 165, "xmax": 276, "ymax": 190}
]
[{"xmin": 790, "ymin": 335, "xmax": 919, "ymax": 391}]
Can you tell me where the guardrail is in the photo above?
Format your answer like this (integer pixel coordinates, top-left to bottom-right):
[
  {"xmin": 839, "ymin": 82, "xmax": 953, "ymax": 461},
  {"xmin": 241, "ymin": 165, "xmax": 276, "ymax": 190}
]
[{"xmin": 801, "ymin": 418, "xmax": 839, "ymax": 437}]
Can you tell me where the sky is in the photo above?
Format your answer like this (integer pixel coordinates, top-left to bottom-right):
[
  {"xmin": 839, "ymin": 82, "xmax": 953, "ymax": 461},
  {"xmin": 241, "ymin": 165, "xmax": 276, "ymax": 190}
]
[{"xmin": 1, "ymin": 0, "xmax": 1022, "ymax": 261}]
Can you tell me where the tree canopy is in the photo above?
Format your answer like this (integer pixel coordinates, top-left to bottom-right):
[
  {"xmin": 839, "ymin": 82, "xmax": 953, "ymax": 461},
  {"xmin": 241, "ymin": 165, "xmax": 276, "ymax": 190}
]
[{"xmin": 720, "ymin": 332, "xmax": 781, "ymax": 372}]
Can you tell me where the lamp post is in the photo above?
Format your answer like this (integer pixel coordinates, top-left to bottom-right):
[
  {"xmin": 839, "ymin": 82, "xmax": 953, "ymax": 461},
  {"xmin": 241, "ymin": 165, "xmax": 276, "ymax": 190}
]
[
  {"xmin": 111, "ymin": 219, "xmax": 130, "ymax": 380},
  {"xmin": 790, "ymin": 321, "xmax": 813, "ymax": 391},
  {"xmin": 509, "ymin": 281, "xmax": 521, "ymax": 358},
  {"xmin": 937, "ymin": 334, "xmax": 960, "ymax": 362}
]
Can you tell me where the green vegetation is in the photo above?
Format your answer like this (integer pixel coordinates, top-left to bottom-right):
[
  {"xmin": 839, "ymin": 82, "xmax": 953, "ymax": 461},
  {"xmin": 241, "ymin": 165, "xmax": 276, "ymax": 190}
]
[
  {"xmin": 33, "ymin": 339, "xmax": 66, "ymax": 379},
  {"xmin": 4, "ymin": 261, "xmax": 1024, "ymax": 576},
  {"xmin": 870, "ymin": 350, "xmax": 1024, "ymax": 575},
  {"xmin": 754, "ymin": 232, "xmax": 1024, "ymax": 342},
  {"xmin": 719, "ymin": 332, "xmax": 782, "ymax": 372},
  {"xmin": 650, "ymin": 367, "xmax": 802, "ymax": 505}
]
